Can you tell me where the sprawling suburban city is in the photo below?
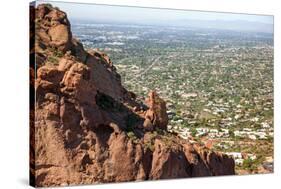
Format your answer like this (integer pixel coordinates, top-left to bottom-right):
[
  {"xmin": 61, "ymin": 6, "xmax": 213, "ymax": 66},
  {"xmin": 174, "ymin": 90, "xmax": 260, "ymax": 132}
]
[{"xmin": 71, "ymin": 18, "xmax": 273, "ymax": 174}]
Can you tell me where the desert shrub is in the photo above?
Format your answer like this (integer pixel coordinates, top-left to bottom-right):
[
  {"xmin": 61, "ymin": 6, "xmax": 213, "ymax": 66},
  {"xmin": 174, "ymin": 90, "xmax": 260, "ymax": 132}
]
[
  {"xmin": 241, "ymin": 158, "xmax": 257, "ymax": 171},
  {"xmin": 50, "ymin": 47, "xmax": 64, "ymax": 58},
  {"xmin": 144, "ymin": 142, "xmax": 155, "ymax": 152},
  {"xmin": 44, "ymin": 3, "xmax": 53, "ymax": 9},
  {"xmin": 241, "ymin": 156, "xmax": 265, "ymax": 172},
  {"xmin": 54, "ymin": 50, "xmax": 64, "ymax": 58},
  {"xmin": 47, "ymin": 56, "xmax": 59, "ymax": 65},
  {"xmin": 190, "ymin": 128, "xmax": 197, "ymax": 137},
  {"xmin": 127, "ymin": 131, "xmax": 138, "ymax": 142}
]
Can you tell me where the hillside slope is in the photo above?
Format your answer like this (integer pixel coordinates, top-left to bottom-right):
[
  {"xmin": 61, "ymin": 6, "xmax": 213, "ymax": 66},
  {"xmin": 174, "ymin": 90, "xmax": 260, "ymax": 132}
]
[{"xmin": 30, "ymin": 4, "xmax": 235, "ymax": 187}]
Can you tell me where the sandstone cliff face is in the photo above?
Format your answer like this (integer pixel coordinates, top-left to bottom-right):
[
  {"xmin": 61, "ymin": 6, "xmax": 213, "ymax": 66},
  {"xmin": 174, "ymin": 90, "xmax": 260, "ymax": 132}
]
[{"xmin": 30, "ymin": 4, "xmax": 235, "ymax": 187}]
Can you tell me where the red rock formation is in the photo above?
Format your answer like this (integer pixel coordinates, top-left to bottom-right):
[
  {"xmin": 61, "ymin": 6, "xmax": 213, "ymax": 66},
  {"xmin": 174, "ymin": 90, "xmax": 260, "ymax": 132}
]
[
  {"xmin": 144, "ymin": 91, "xmax": 169, "ymax": 131},
  {"xmin": 30, "ymin": 4, "xmax": 235, "ymax": 187}
]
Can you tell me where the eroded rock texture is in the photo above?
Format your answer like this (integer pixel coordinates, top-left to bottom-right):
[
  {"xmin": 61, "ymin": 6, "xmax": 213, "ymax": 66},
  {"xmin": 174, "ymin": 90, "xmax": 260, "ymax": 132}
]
[{"xmin": 30, "ymin": 4, "xmax": 235, "ymax": 187}]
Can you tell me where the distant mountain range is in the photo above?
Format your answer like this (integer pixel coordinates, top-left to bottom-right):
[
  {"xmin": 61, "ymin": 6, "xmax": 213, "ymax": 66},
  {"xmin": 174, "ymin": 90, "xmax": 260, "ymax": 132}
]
[
  {"xmin": 71, "ymin": 17, "xmax": 273, "ymax": 34},
  {"xmin": 164, "ymin": 19, "xmax": 273, "ymax": 33}
]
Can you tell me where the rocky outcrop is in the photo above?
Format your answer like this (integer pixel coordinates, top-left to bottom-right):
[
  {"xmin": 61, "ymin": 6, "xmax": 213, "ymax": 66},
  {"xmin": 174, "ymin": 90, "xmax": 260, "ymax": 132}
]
[
  {"xmin": 143, "ymin": 91, "xmax": 169, "ymax": 131},
  {"xmin": 30, "ymin": 4, "xmax": 235, "ymax": 187},
  {"xmin": 37, "ymin": 4, "xmax": 72, "ymax": 52}
]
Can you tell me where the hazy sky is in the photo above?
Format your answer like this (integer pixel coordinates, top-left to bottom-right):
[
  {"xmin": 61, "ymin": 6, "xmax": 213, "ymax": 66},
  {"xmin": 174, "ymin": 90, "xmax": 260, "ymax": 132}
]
[{"xmin": 37, "ymin": 0, "xmax": 273, "ymax": 27}]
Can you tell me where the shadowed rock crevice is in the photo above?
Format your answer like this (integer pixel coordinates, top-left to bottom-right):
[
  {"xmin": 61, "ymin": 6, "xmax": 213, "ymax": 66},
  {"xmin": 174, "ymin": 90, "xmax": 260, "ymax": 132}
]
[{"xmin": 94, "ymin": 124, "xmax": 114, "ymax": 149}]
